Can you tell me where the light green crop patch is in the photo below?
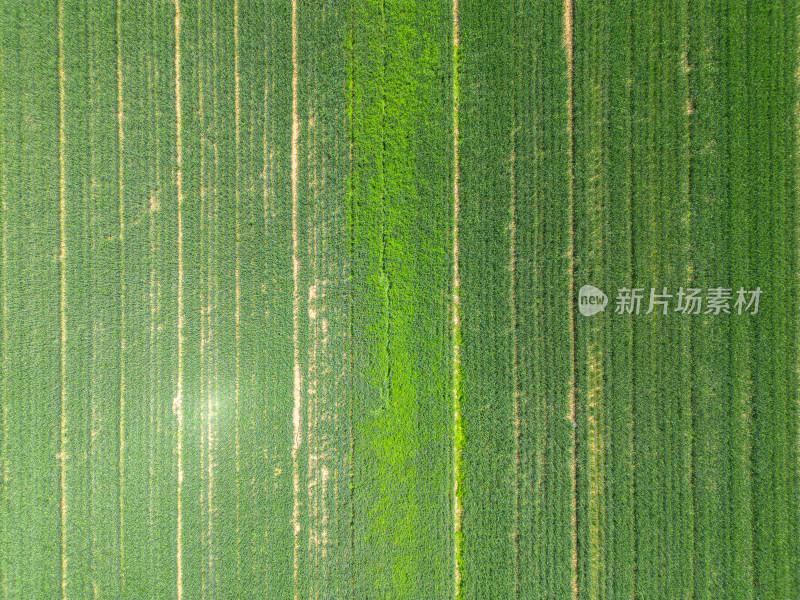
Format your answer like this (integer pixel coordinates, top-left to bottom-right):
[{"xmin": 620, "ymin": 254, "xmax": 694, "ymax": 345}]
[{"xmin": 350, "ymin": 0, "xmax": 452, "ymax": 597}]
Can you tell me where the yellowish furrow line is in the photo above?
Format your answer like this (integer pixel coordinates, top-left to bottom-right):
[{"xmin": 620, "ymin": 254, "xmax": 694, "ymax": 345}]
[
  {"xmin": 116, "ymin": 0, "xmax": 127, "ymax": 587},
  {"xmin": 261, "ymin": 34, "xmax": 273, "ymax": 581},
  {"xmin": 347, "ymin": 9, "xmax": 355, "ymax": 596},
  {"xmin": 173, "ymin": 0, "xmax": 184, "ymax": 598},
  {"xmin": 89, "ymin": 30, "xmax": 101, "ymax": 587},
  {"xmin": 307, "ymin": 80, "xmax": 320, "ymax": 594},
  {"xmin": 147, "ymin": 7, "xmax": 160, "ymax": 591},
  {"xmin": 563, "ymin": 1, "xmax": 578, "ymax": 599},
  {"xmin": 321, "ymin": 461, "xmax": 329, "ymax": 566},
  {"xmin": 510, "ymin": 133, "xmax": 521, "ymax": 600},
  {"xmin": 584, "ymin": 17, "xmax": 605, "ymax": 596},
  {"xmin": 796, "ymin": 12, "xmax": 800, "ymax": 532},
  {"xmin": 262, "ymin": 6, "xmax": 276, "ymax": 242},
  {"xmin": 451, "ymin": 0, "xmax": 463, "ymax": 597},
  {"xmin": 0, "ymin": 103, "xmax": 7, "ymax": 600},
  {"xmin": 307, "ymin": 139, "xmax": 323, "ymax": 594},
  {"xmin": 57, "ymin": 0, "xmax": 69, "ymax": 597},
  {"xmin": 317, "ymin": 116, "xmax": 330, "ymax": 582},
  {"xmin": 307, "ymin": 279, "xmax": 319, "ymax": 598},
  {"xmin": 509, "ymin": 10, "xmax": 521, "ymax": 597},
  {"xmin": 587, "ymin": 344, "xmax": 603, "ymax": 600},
  {"xmin": 197, "ymin": 8, "xmax": 208, "ymax": 594},
  {"xmin": 291, "ymin": 1, "xmax": 302, "ymax": 599},
  {"xmin": 210, "ymin": 11, "xmax": 222, "ymax": 593},
  {"xmin": 233, "ymin": 1, "xmax": 242, "ymax": 591},
  {"xmin": 310, "ymin": 93, "xmax": 331, "ymax": 595},
  {"xmin": 0, "ymin": 61, "xmax": 7, "ymax": 600}
]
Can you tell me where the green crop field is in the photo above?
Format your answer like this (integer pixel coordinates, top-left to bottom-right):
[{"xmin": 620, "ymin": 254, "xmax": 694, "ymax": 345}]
[{"xmin": 0, "ymin": 1, "xmax": 798, "ymax": 599}]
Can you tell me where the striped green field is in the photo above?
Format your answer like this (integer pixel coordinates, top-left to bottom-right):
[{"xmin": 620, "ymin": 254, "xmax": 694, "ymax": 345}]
[{"xmin": 0, "ymin": 2, "xmax": 798, "ymax": 599}]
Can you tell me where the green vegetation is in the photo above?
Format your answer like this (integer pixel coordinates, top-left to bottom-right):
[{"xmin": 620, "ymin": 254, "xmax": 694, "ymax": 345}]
[
  {"xmin": 350, "ymin": 0, "xmax": 453, "ymax": 596},
  {"xmin": 457, "ymin": 1, "xmax": 517, "ymax": 597},
  {"xmin": 0, "ymin": 2, "xmax": 797, "ymax": 599}
]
